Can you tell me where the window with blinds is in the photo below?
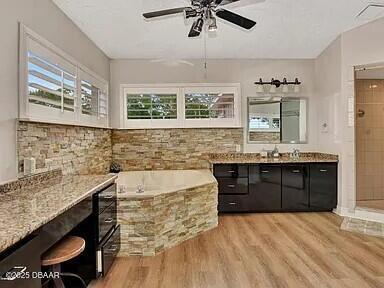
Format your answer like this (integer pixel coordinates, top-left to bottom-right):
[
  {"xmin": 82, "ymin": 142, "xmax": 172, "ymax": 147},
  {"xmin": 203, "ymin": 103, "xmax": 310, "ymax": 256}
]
[
  {"xmin": 185, "ymin": 93, "xmax": 235, "ymax": 119},
  {"xmin": 81, "ymin": 80, "xmax": 98, "ymax": 116},
  {"xmin": 27, "ymin": 52, "xmax": 76, "ymax": 112},
  {"xmin": 20, "ymin": 25, "xmax": 109, "ymax": 127},
  {"xmin": 126, "ymin": 93, "xmax": 177, "ymax": 119},
  {"xmin": 122, "ymin": 85, "xmax": 240, "ymax": 128}
]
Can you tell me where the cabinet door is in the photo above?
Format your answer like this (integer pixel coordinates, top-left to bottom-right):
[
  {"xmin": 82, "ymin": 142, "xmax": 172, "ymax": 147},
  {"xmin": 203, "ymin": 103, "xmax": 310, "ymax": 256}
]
[
  {"xmin": 249, "ymin": 165, "xmax": 282, "ymax": 211},
  {"xmin": 0, "ymin": 235, "xmax": 41, "ymax": 288},
  {"xmin": 282, "ymin": 164, "xmax": 309, "ymax": 210},
  {"xmin": 310, "ymin": 163, "xmax": 337, "ymax": 211}
]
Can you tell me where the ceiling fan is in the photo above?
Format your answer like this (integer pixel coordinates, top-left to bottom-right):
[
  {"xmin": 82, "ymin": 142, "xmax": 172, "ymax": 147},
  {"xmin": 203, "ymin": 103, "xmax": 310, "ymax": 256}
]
[{"xmin": 143, "ymin": 0, "xmax": 264, "ymax": 38}]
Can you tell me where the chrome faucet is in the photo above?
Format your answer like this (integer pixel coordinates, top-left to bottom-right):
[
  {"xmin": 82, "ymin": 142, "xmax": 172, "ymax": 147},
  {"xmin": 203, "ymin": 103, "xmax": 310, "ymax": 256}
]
[{"xmin": 291, "ymin": 148, "xmax": 300, "ymax": 160}]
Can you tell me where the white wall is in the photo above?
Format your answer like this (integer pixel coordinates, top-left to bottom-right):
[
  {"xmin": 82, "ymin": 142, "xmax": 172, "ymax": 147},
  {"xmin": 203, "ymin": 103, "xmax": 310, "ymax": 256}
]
[
  {"xmin": 340, "ymin": 17, "xmax": 384, "ymax": 212},
  {"xmin": 110, "ymin": 59, "xmax": 317, "ymax": 153},
  {"xmin": 0, "ymin": 0, "xmax": 110, "ymax": 183},
  {"xmin": 315, "ymin": 36, "xmax": 344, "ymax": 211},
  {"xmin": 316, "ymin": 17, "xmax": 384, "ymax": 213}
]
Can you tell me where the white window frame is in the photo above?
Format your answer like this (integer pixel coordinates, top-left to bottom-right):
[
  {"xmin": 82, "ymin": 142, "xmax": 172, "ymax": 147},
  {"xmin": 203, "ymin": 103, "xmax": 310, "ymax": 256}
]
[
  {"xmin": 78, "ymin": 69, "xmax": 109, "ymax": 127},
  {"xmin": 183, "ymin": 85, "xmax": 240, "ymax": 128},
  {"xmin": 19, "ymin": 24, "xmax": 109, "ymax": 128},
  {"xmin": 123, "ymin": 87, "xmax": 182, "ymax": 129},
  {"xmin": 121, "ymin": 83, "xmax": 241, "ymax": 129}
]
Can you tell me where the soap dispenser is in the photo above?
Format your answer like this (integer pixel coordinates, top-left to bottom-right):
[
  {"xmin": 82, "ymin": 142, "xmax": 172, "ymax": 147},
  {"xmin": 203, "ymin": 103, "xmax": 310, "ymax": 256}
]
[
  {"xmin": 24, "ymin": 147, "xmax": 36, "ymax": 176},
  {"xmin": 272, "ymin": 145, "xmax": 279, "ymax": 159}
]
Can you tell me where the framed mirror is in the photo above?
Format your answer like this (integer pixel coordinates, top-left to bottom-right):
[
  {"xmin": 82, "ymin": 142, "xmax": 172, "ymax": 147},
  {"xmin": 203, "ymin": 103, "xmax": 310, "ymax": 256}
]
[{"xmin": 247, "ymin": 97, "xmax": 307, "ymax": 144}]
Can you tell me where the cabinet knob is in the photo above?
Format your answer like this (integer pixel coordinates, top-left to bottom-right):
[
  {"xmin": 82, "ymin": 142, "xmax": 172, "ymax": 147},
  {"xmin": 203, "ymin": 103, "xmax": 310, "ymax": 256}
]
[
  {"xmin": 320, "ymin": 169, "xmax": 328, "ymax": 172},
  {"xmin": 292, "ymin": 170, "xmax": 301, "ymax": 173},
  {"xmin": 227, "ymin": 184, "xmax": 236, "ymax": 188},
  {"xmin": 227, "ymin": 170, "xmax": 236, "ymax": 173},
  {"xmin": 261, "ymin": 170, "xmax": 269, "ymax": 173},
  {"xmin": 228, "ymin": 202, "xmax": 237, "ymax": 205}
]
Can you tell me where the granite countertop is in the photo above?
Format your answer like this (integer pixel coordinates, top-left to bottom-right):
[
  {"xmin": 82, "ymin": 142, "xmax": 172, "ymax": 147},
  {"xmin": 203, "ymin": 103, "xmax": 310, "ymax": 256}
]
[
  {"xmin": 209, "ymin": 152, "xmax": 338, "ymax": 164},
  {"xmin": 0, "ymin": 174, "xmax": 117, "ymax": 254}
]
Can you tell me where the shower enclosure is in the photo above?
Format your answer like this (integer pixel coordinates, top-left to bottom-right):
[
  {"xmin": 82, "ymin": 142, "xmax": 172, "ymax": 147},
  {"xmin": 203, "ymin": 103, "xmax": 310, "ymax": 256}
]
[{"xmin": 355, "ymin": 66, "xmax": 384, "ymax": 211}]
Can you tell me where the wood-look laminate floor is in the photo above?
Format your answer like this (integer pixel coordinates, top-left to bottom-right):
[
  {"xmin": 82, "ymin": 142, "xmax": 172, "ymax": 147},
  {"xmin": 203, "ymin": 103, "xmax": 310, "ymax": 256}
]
[
  {"xmin": 90, "ymin": 213, "xmax": 384, "ymax": 288},
  {"xmin": 356, "ymin": 200, "xmax": 384, "ymax": 211}
]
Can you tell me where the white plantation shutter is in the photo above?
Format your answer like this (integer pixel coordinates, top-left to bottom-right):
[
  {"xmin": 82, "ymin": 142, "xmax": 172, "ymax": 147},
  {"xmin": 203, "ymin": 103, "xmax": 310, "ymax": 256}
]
[
  {"xmin": 28, "ymin": 53, "xmax": 76, "ymax": 111},
  {"xmin": 20, "ymin": 26, "xmax": 109, "ymax": 127},
  {"xmin": 26, "ymin": 36, "xmax": 77, "ymax": 121},
  {"xmin": 183, "ymin": 86, "xmax": 240, "ymax": 128},
  {"xmin": 185, "ymin": 92, "xmax": 235, "ymax": 119},
  {"xmin": 79, "ymin": 69, "xmax": 109, "ymax": 126}
]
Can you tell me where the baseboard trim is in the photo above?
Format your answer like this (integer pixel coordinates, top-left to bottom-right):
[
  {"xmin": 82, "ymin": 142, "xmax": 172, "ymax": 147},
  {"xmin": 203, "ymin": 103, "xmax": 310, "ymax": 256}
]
[{"xmin": 334, "ymin": 205, "xmax": 384, "ymax": 224}]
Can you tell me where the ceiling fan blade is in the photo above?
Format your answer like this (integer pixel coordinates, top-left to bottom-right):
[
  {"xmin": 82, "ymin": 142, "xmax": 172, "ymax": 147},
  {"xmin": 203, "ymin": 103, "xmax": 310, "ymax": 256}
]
[
  {"xmin": 215, "ymin": 9, "xmax": 256, "ymax": 29},
  {"xmin": 143, "ymin": 7, "xmax": 189, "ymax": 19},
  {"xmin": 219, "ymin": 0, "xmax": 265, "ymax": 8}
]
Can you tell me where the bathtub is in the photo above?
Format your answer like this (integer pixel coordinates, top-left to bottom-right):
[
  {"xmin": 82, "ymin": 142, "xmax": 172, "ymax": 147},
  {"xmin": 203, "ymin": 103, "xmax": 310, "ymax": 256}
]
[
  {"xmin": 116, "ymin": 169, "xmax": 217, "ymax": 197},
  {"xmin": 116, "ymin": 170, "xmax": 218, "ymax": 256}
]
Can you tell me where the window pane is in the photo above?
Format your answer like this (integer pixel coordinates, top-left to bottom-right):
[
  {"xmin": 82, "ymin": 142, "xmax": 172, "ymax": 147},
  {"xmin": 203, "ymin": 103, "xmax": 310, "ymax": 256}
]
[
  {"xmin": 185, "ymin": 93, "xmax": 234, "ymax": 119},
  {"xmin": 249, "ymin": 117, "xmax": 270, "ymax": 129},
  {"xmin": 127, "ymin": 94, "xmax": 177, "ymax": 120},
  {"xmin": 81, "ymin": 80, "xmax": 100, "ymax": 116},
  {"xmin": 28, "ymin": 52, "xmax": 76, "ymax": 112}
]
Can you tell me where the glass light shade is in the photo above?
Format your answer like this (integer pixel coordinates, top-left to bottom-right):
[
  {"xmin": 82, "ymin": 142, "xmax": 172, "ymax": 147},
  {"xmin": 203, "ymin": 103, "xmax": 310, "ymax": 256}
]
[
  {"xmin": 294, "ymin": 84, "xmax": 300, "ymax": 93},
  {"xmin": 256, "ymin": 85, "xmax": 264, "ymax": 93},
  {"xmin": 270, "ymin": 85, "xmax": 276, "ymax": 93},
  {"xmin": 282, "ymin": 85, "xmax": 289, "ymax": 93}
]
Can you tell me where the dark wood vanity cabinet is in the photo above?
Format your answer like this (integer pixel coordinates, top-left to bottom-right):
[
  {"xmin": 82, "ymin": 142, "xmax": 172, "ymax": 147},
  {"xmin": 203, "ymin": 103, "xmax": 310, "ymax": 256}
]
[
  {"xmin": 214, "ymin": 162, "xmax": 337, "ymax": 213},
  {"xmin": 249, "ymin": 165, "xmax": 282, "ymax": 211},
  {"xmin": 215, "ymin": 164, "xmax": 250, "ymax": 212},
  {"xmin": 309, "ymin": 163, "xmax": 338, "ymax": 211},
  {"xmin": 282, "ymin": 164, "xmax": 309, "ymax": 211}
]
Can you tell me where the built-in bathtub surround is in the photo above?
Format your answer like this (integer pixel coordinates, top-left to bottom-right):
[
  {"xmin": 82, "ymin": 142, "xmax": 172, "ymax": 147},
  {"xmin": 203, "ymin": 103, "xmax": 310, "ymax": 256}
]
[
  {"xmin": 116, "ymin": 170, "xmax": 218, "ymax": 256},
  {"xmin": 112, "ymin": 128, "xmax": 243, "ymax": 171},
  {"xmin": 209, "ymin": 152, "xmax": 338, "ymax": 164},
  {"xmin": 17, "ymin": 121, "xmax": 112, "ymax": 176}
]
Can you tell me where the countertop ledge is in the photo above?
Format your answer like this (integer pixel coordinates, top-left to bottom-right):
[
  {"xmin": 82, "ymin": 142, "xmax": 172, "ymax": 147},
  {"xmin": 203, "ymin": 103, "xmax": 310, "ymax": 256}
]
[
  {"xmin": 0, "ymin": 174, "xmax": 117, "ymax": 255},
  {"xmin": 209, "ymin": 152, "xmax": 338, "ymax": 164}
]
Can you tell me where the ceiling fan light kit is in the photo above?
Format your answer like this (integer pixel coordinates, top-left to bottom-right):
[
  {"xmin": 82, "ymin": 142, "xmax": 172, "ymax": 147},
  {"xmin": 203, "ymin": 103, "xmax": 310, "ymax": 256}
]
[
  {"xmin": 255, "ymin": 78, "xmax": 302, "ymax": 94},
  {"xmin": 143, "ymin": 0, "xmax": 262, "ymax": 38}
]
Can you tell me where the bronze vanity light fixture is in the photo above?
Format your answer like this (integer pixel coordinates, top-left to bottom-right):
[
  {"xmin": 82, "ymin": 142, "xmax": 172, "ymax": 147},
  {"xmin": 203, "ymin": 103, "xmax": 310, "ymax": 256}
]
[{"xmin": 255, "ymin": 78, "xmax": 301, "ymax": 93}]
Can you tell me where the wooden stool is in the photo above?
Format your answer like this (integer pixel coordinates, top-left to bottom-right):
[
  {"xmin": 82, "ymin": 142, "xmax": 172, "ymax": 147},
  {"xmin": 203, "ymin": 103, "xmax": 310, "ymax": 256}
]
[{"xmin": 42, "ymin": 236, "xmax": 86, "ymax": 288}]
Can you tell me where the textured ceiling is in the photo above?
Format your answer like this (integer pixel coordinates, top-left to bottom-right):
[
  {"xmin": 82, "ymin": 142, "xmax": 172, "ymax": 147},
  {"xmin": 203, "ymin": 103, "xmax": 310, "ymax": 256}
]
[{"xmin": 53, "ymin": 0, "xmax": 380, "ymax": 59}]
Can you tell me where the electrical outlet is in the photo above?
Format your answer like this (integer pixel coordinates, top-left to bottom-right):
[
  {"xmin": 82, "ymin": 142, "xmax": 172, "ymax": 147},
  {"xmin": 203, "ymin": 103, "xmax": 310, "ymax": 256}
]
[{"xmin": 235, "ymin": 144, "xmax": 241, "ymax": 152}]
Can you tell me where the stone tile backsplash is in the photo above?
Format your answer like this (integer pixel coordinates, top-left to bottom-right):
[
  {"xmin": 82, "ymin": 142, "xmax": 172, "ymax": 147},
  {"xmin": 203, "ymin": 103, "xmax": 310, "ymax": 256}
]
[
  {"xmin": 112, "ymin": 128, "xmax": 243, "ymax": 171},
  {"xmin": 17, "ymin": 122, "xmax": 243, "ymax": 177},
  {"xmin": 17, "ymin": 121, "xmax": 112, "ymax": 176}
]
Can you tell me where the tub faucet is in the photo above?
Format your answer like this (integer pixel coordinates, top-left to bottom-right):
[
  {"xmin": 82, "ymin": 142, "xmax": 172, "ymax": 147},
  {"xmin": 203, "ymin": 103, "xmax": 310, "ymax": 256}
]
[
  {"xmin": 136, "ymin": 184, "xmax": 145, "ymax": 194},
  {"xmin": 136, "ymin": 176, "xmax": 145, "ymax": 193}
]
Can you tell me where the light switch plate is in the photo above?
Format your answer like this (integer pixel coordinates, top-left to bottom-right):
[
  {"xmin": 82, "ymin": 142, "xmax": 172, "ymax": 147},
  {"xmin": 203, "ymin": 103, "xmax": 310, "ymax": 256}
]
[
  {"xmin": 348, "ymin": 97, "xmax": 354, "ymax": 112},
  {"xmin": 348, "ymin": 113, "xmax": 355, "ymax": 127}
]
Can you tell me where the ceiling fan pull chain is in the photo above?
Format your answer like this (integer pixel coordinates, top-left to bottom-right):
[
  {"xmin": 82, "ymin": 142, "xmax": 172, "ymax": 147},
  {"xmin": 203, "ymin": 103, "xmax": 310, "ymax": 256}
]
[{"xmin": 204, "ymin": 31, "xmax": 208, "ymax": 79}]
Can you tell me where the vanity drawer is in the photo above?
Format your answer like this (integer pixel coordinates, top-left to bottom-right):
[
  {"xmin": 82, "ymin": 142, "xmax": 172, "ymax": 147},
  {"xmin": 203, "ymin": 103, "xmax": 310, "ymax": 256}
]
[
  {"xmin": 213, "ymin": 164, "xmax": 248, "ymax": 178},
  {"xmin": 218, "ymin": 194, "xmax": 250, "ymax": 212},
  {"xmin": 218, "ymin": 178, "xmax": 248, "ymax": 195},
  {"xmin": 98, "ymin": 183, "xmax": 116, "ymax": 214},
  {"xmin": 98, "ymin": 202, "xmax": 117, "ymax": 242}
]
